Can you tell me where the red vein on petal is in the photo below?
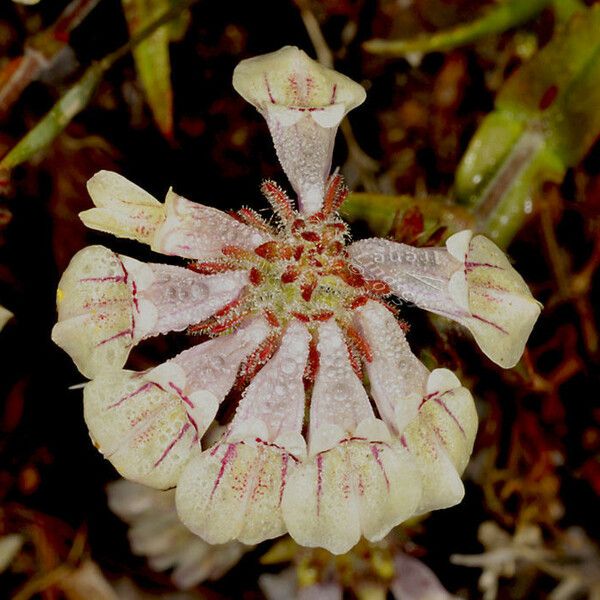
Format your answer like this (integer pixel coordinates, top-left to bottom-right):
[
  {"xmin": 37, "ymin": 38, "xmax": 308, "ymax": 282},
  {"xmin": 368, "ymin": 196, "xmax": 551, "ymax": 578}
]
[
  {"xmin": 371, "ymin": 444, "xmax": 390, "ymax": 491},
  {"xmin": 107, "ymin": 381, "xmax": 164, "ymax": 409},
  {"xmin": 434, "ymin": 397, "xmax": 466, "ymax": 437},
  {"xmin": 316, "ymin": 453, "xmax": 324, "ymax": 517},
  {"xmin": 153, "ymin": 422, "xmax": 190, "ymax": 467},
  {"xmin": 96, "ymin": 328, "xmax": 132, "ymax": 346},
  {"xmin": 279, "ymin": 452, "xmax": 289, "ymax": 507},
  {"xmin": 210, "ymin": 444, "xmax": 237, "ymax": 500},
  {"xmin": 472, "ymin": 314, "xmax": 509, "ymax": 334}
]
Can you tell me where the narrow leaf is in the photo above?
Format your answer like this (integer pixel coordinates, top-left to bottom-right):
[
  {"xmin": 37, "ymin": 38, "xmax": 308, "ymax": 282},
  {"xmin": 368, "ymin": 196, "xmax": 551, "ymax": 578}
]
[
  {"xmin": 121, "ymin": 0, "xmax": 174, "ymax": 138},
  {"xmin": 0, "ymin": 64, "xmax": 104, "ymax": 172},
  {"xmin": 364, "ymin": 0, "xmax": 552, "ymax": 57}
]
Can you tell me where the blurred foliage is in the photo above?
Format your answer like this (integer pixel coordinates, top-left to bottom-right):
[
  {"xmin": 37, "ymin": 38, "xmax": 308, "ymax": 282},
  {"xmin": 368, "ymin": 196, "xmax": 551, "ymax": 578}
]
[
  {"xmin": 0, "ymin": 0, "xmax": 599, "ymax": 599},
  {"xmin": 364, "ymin": 0, "xmax": 553, "ymax": 56},
  {"xmin": 456, "ymin": 4, "xmax": 600, "ymax": 246}
]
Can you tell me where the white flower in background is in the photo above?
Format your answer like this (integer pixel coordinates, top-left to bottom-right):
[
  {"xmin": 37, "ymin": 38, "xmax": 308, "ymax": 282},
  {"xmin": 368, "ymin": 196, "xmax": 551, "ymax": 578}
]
[
  {"xmin": 108, "ymin": 479, "xmax": 250, "ymax": 589},
  {"xmin": 260, "ymin": 549, "xmax": 457, "ymax": 600},
  {"xmin": 0, "ymin": 305, "xmax": 13, "ymax": 332},
  {"xmin": 52, "ymin": 46, "xmax": 540, "ymax": 554}
]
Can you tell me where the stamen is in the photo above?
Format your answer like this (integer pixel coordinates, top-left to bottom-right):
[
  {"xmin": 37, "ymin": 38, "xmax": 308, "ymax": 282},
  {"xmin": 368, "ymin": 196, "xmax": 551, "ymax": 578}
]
[
  {"xmin": 345, "ymin": 324, "xmax": 373, "ymax": 363},
  {"xmin": 281, "ymin": 265, "xmax": 300, "ymax": 284},
  {"xmin": 188, "ymin": 261, "xmax": 234, "ymax": 275},
  {"xmin": 237, "ymin": 207, "xmax": 274, "ymax": 234},
  {"xmin": 261, "ymin": 180, "xmax": 295, "ymax": 223}
]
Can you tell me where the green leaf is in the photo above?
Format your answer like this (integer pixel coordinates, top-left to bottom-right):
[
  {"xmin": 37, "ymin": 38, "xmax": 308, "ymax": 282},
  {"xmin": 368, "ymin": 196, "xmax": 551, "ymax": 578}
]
[
  {"xmin": 455, "ymin": 6, "xmax": 600, "ymax": 247},
  {"xmin": 0, "ymin": 64, "xmax": 104, "ymax": 172},
  {"xmin": 121, "ymin": 0, "xmax": 175, "ymax": 139},
  {"xmin": 363, "ymin": 0, "xmax": 552, "ymax": 57}
]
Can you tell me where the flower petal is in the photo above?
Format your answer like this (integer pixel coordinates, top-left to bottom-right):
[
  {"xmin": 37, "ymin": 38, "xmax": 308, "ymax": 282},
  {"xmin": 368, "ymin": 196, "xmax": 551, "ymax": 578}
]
[
  {"xmin": 348, "ymin": 234, "xmax": 541, "ymax": 368},
  {"xmin": 107, "ymin": 480, "xmax": 248, "ymax": 589},
  {"xmin": 84, "ymin": 363, "xmax": 199, "ymax": 488},
  {"xmin": 355, "ymin": 301, "xmax": 429, "ymax": 434},
  {"xmin": 390, "ymin": 553, "xmax": 456, "ymax": 600},
  {"xmin": 84, "ymin": 319, "xmax": 269, "ymax": 487},
  {"xmin": 230, "ymin": 320, "xmax": 310, "ymax": 447},
  {"xmin": 264, "ymin": 111, "xmax": 337, "ymax": 214},
  {"xmin": 176, "ymin": 440, "xmax": 297, "ymax": 545},
  {"xmin": 52, "ymin": 245, "xmax": 248, "ymax": 377},
  {"xmin": 233, "ymin": 46, "xmax": 366, "ymax": 215},
  {"xmin": 82, "ymin": 171, "xmax": 271, "ymax": 259},
  {"xmin": 282, "ymin": 430, "xmax": 421, "ymax": 554},
  {"xmin": 176, "ymin": 322, "xmax": 311, "ymax": 546},
  {"xmin": 308, "ymin": 319, "xmax": 373, "ymax": 454},
  {"xmin": 81, "ymin": 170, "xmax": 165, "ymax": 245},
  {"xmin": 153, "ymin": 189, "xmax": 271, "ymax": 259},
  {"xmin": 402, "ymin": 369, "xmax": 478, "ymax": 514},
  {"xmin": 347, "ymin": 238, "xmax": 461, "ymax": 317},
  {"xmin": 455, "ymin": 233, "xmax": 542, "ymax": 368},
  {"xmin": 233, "ymin": 46, "xmax": 365, "ymax": 111}
]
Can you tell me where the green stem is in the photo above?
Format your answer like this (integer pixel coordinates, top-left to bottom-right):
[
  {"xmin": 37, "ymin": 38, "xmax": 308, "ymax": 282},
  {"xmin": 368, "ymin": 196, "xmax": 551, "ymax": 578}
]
[{"xmin": 364, "ymin": 0, "xmax": 552, "ymax": 56}]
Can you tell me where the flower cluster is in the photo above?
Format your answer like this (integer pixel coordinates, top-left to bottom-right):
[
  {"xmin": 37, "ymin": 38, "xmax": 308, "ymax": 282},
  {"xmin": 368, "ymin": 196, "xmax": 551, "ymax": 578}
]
[{"xmin": 52, "ymin": 46, "xmax": 541, "ymax": 554}]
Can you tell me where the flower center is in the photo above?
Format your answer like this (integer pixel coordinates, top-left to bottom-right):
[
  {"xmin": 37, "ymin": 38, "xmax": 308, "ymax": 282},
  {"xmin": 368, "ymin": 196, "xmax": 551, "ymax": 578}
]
[{"xmin": 187, "ymin": 175, "xmax": 390, "ymax": 339}]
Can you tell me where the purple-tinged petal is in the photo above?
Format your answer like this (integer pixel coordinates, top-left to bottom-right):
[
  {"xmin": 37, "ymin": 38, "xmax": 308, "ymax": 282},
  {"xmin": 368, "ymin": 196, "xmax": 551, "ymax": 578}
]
[
  {"xmin": 308, "ymin": 319, "xmax": 373, "ymax": 454},
  {"xmin": 230, "ymin": 320, "xmax": 310, "ymax": 453},
  {"xmin": 390, "ymin": 553, "xmax": 457, "ymax": 600},
  {"xmin": 347, "ymin": 238, "xmax": 461, "ymax": 317},
  {"xmin": 139, "ymin": 261, "xmax": 248, "ymax": 335},
  {"xmin": 348, "ymin": 232, "xmax": 541, "ymax": 368},
  {"xmin": 355, "ymin": 301, "xmax": 429, "ymax": 434},
  {"xmin": 173, "ymin": 316, "xmax": 271, "ymax": 402},
  {"xmin": 264, "ymin": 110, "xmax": 338, "ymax": 214},
  {"xmin": 52, "ymin": 245, "xmax": 249, "ymax": 378},
  {"xmin": 153, "ymin": 189, "xmax": 271, "ymax": 259}
]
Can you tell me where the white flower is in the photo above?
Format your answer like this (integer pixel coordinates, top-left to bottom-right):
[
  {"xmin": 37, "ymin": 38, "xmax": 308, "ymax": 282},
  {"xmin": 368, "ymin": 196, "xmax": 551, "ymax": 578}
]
[
  {"xmin": 52, "ymin": 47, "xmax": 539, "ymax": 554},
  {"xmin": 108, "ymin": 479, "xmax": 250, "ymax": 589}
]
